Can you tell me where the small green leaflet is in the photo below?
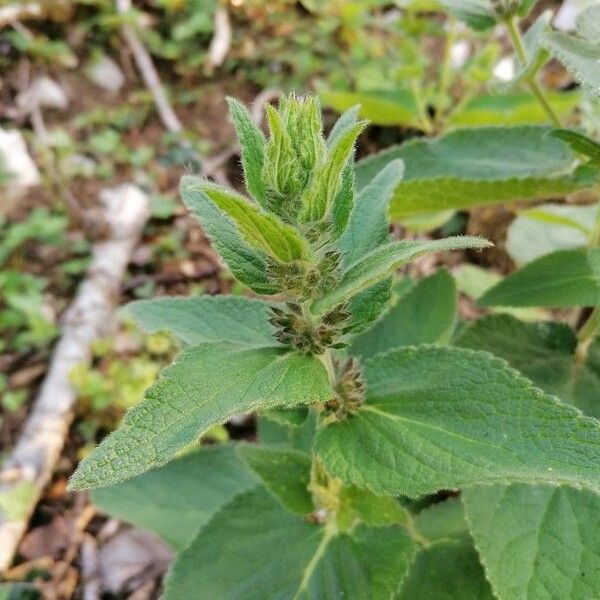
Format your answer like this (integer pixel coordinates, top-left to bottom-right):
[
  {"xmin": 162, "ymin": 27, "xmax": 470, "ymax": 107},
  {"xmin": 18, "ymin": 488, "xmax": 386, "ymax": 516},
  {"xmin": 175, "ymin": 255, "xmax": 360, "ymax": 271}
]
[
  {"xmin": 311, "ymin": 236, "xmax": 489, "ymax": 316},
  {"xmin": 226, "ymin": 97, "xmax": 267, "ymax": 205},
  {"xmin": 351, "ymin": 269, "xmax": 457, "ymax": 360},
  {"xmin": 355, "ymin": 127, "xmax": 599, "ymax": 219},
  {"xmin": 463, "ymin": 485, "xmax": 600, "ymax": 600},
  {"xmin": 319, "ymin": 88, "xmax": 422, "ymax": 128},
  {"xmin": 180, "ymin": 176, "xmax": 276, "ymax": 294},
  {"xmin": 163, "ymin": 487, "xmax": 417, "ymax": 600},
  {"xmin": 237, "ymin": 445, "xmax": 313, "ymax": 515},
  {"xmin": 552, "ymin": 129, "xmax": 600, "ymax": 164},
  {"xmin": 455, "ymin": 313, "xmax": 600, "ymax": 419},
  {"xmin": 69, "ymin": 343, "xmax": 329, "ymax": 489},
  {"xmin": 479, "ymin": 248, "xmax": 600, "ymax": 307},
  {"xmin": 440, "ymin": 0, "xmax": 538, "ymax": 31},
  {"xmin": 91, "ymin": 445, "xmax": 258, "ymax": 550},
  {"xmin": 398, "ymin": 538, "xmax": 496, "ymax": 600},
  {"xmin": 413, "ymin": 497, "xmax": 469, "ymax": 544},
  {"xmin": 316, "ymin": 345, "xmax": 600, "ymax": 498},
  {"xmin": 506, "ymin": 202, "xmax": 596, "ymax": 265},
  {"xmin": 123, "ymin": 295, "xmax": 275, "ymax": 346},
  {"xmin": 183, "ymin": 177, "xmax": 310, "ymax": 263},
  {"xmin": 544, "ymin": 31, "xmax": 600, "ymax": 98},
  {"xmin": 338, "ymin": 159, "xmax": 404, "ymax": 267}
]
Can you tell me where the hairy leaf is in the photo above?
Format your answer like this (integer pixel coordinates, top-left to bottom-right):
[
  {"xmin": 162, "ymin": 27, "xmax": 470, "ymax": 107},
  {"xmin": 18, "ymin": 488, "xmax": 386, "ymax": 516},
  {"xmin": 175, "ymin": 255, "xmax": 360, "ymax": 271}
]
[
  {"xmin": 312, "ymin": 236, "xmax": 489, "ymax": 316},
  {"xmin": 351, "ymin": 269, "xmax": 457, "ymax": 360},
  {"xmin": 316, "ymin": 345, "xmax": 600, "ymax": 497},
  {"xmin": 92, "ymin": 445, "xmax": 257, "ymax": 549},
  {"xmin": 479, "ymin": 248, "xmax": 600, "ymax": 307},
  {"xmin": 163, "ymin": 487, "xmax": 417, "ymax": 600},
  {"xmin": 70, "ymin": 343, "xmax": 329, "ymax": 489},
  {"xmin": 355, "ymin": 127, "xmax": 599, "ymax": 219},
  {"xmin": 464, "ymin": 484, "xmax": 600, "ymax": 600},
  {"xmin": 552, "ymin": 129, "xmax": 600, "ymax": 164}
]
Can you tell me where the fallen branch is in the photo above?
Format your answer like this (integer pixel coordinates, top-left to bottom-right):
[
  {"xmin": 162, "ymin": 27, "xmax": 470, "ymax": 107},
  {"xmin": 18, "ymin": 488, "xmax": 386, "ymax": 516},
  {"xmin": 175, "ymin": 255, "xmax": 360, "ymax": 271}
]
[
  {"xmin": 0, "ymin": 3, "xmax": 43, "ymax": 28},
  {"xmin": 205, "ymin": 6, "xmax": 232, "ymax": 73},
  {"xmin": 0, "ymin": 185, "xmax": 149, "ymax": 573}
]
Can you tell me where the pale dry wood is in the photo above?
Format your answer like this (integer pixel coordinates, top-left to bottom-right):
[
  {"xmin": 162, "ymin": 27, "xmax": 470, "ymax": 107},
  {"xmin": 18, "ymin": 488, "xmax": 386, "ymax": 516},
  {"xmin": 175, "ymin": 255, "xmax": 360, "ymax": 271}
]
[
  {"xmin": 0, "ymin": 185, "xmax": 149, "ymax": 573},
  {"xmin": 0, "ymin": 3, "xmax": 43, "ymax": 28},
  {"xmin": 206, "ymin": 6, "xmax": 232, "ymax": 71}
]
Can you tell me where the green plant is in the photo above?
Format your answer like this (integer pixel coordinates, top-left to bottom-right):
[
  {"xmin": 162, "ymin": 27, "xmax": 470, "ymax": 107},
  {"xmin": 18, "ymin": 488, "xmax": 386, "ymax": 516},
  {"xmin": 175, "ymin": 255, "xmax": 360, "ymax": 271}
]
[{"xmin": 68, "ymin": 95, "xmax": 600, "ymax": 598}]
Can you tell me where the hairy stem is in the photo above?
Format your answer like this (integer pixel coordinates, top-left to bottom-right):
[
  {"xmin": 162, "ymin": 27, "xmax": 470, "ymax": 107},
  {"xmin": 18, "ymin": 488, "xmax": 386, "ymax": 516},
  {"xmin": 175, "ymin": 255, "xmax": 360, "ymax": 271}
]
[{"xmin": 505, "ymin": 16, "xmax": 561, "ymax": 128}]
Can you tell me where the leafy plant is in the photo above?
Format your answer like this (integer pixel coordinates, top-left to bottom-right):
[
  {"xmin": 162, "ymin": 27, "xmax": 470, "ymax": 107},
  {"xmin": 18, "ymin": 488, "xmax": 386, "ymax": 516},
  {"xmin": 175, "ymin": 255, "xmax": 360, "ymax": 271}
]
[{"xmin": 69, "ymin": 95, "xmax": 600, "ymax": 598}]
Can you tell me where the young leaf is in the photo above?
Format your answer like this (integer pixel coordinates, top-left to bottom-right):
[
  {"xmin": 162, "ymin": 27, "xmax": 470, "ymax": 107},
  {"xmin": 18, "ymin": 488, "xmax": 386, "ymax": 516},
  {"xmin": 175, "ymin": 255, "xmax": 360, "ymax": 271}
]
[
  {"xmin": 315, "ymin": 345, "xmax": 600, "ymax": 498},
  {"xmin": 183, "ymin": 177, "xmax": 310, "ymax": 263},
  {"xmin": 440, "ymin": 0, "xmax": 538, "ymax": 31},
  {"xmin": 237, "ymin": 445, "xmax": 313, "ymax": 515},
  {"xmin": 551, "ymin": 129, "xmax": 600, "ymax": 164},
  {"xmin": 226, "ymin": 97, "xmax": 267, "ymax": 205},
  {"xmin": 576, "ymin": 4, "xmax": 600, "ymax": 41},
  {"xmin": 69, "ymin": 343, "xmax": 330, "ymax": 489},
  {"xmin": 326, "ymin": 105, "xmax": 360, "ymax": 148},
  {"xmin": 300, "ymin": 121, "xmax": 366, "ymax": 223},
  {"xmin": 455, "ymin": 314, "xmax": 600, "ymax": 419},
  {"xmin": 355, "ymin": 127, "xmax": 599, "ymax": 219},
  {"xmin": 311, "ymin": 236, "xmax": 490, "ymax": 316},
  {"xmin": 123, "ymin": 295, "xmax": 275, "ymax": 346},
  {"xmin": 337, "ymin": 159, "xmax": 404, "ymax": 267},
  {"xmin": 479, "ymin": 248, "xmax": 600, "ymax": 308},
  {"xmin": 346, "ymin": 278, "xmax": 393, "ymax": 334},
  {"xmin": 463, "ymin": 484, "xmax": 600, "ymax": 600},
  {"xmin": 180, "ymin": 176, "xmax": 276, "ymax": 294},
  {"xmin": 163, "ymin": 487, "xmax": 417, "ymax": 600},
  {"xmin": 398, "ymin": 538, "xmax": 496, "ymax": 600},
  {"xmin": 351, "ymin": 269, "xmax": 457, "ymax": 360},
  {"xmin": 91, "ymin": 445, "xmax": 258, "ymax": 550}
]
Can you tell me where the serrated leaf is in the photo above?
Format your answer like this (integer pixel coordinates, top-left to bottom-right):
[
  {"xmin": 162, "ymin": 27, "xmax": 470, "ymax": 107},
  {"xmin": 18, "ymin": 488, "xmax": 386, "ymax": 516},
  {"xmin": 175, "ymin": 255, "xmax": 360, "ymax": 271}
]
[
  {"xmin": 351, "ymin": 269, "xmax": 457, "ymax": 360},
  {"xmin": 463, "ymin": 484, "xmax": 600, "ymax": 600},
  {"xmin": 226, "ymin": 97, "xmax": 267, "ymax": 205},
  {"xmin": 439, "ymin": 0, "xmax": 496, "ymax": 31},
  {"xmin": 544, "ymin": 31, "xmax": 600, "ymax": 98},
  {"xmin": 398, "ymin": 538, "xmax": 496, "ymax": 600},
  {"xmin": 346, "ymin": 278, "xmax": 393, "ymax": 334},
  {"xmin": 552, "ymin": 129, "xmax": 600, "ymax": 164},
  {"xmin": 237, "ymin": 445, "xmax": 313, "ymax": 515},
  {"xmin": 261, "ymin": 406, "xmax": 309, "ymax": 427},
  {"xmin": 413, "ymin": 498, "xmax": 469, "ymax": 544},
  {"xmin": 506, "ymin": 202, "xmax": 596, "ymax": 265},
  {"xmin": 180, "ymin": 176, "xmax": 276, "ymax": 294},
  {"xmin": 69, "ymin": 343, "xmax": 330, "ymax": 489},
  {"xmin": 320, "ymin": 89, "xmax": 422, "ymax": 128},
  {"xmin": 163, "ymin": 487, "xmax": 417, "ymax": 600},
  {"xmin": 123, "ymin": 295, "xmax": 275, "ymax": 346},
  {"xmin": 316, "ymin": 345, "xmax": 600, "ymax": 498},
  {"xmin": 91, "ymin": 445, "xmax": 258, "ymax": 549},
  {"xmin": 338, "ymin": 159, "xmax": 404, "ymax": 267},
  {"xmin": 182, "ymin": 176, "xmax": 310, "ymax": 263},
  {"xmin": 311, "ymin": 236, "xmax": 489, "ymax": 316},
  {"xmin": 355, "ymin": 127, "xmax": 599, "ymax": 219},
  {"xmin": 455, "ymin": 313, "xmax": 600, "ymax": 418},
  {"xmin": 448, "ymin": 91, "xmax": 579, "ymax": 128},
  {"xmin": 479, "ymin": 248, "xmax": 600, "ymax": 307}
]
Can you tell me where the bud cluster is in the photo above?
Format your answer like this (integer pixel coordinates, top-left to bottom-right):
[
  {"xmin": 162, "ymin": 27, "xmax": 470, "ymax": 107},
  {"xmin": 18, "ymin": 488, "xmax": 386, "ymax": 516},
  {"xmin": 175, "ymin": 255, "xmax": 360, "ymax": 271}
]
[
  {"xmin": 489, "ymin": 0, "xmax": 521, "ymax": 18},
  {"xmin": 325, "ymin": 358, "xmax": 366, "ymax": 419},
  {"xmin": 268, "ymin": 302, "xmax": 350, "ymax": 355}
]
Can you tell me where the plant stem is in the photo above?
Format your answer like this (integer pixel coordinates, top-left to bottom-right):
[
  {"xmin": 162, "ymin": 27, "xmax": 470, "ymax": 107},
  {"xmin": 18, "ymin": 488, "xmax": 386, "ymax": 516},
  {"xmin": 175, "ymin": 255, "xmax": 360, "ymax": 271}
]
[
  {"xmin": 411, "ymin": 80, "xmax": 434, "ymax": 134},
  {"xmin": 437, "ymin": 17, "xmax": 457, "ymax": 119},
  {"xmin": 505, "ymin": 16, "xmax": 561, "ymax": 128}
]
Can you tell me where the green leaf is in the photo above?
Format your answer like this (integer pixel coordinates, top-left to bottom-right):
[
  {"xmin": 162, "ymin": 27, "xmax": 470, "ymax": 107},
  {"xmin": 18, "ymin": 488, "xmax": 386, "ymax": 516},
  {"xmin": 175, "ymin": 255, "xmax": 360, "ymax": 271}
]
[
  {"xmin": 316, "ymin": 345, "xmax": 600, "ymax": 498},
  {"xmin": 479, "ymin": 248, "xmax": 600, "ymax": 307},
  {"xmin": 300, "ymin": 121, "xmax": 366, "ymax": 223},
  {"xmin": 320, "ymin": 89, "xmax": 421, "ymax": 128},
  {"xmin": 355, "ymin": 127, "xmax": 599, "ymax": 219},
  {"xmin": 506, "ymin": 202, "xmax": 596, "ymax": 265},
  {"xmin": 338, "ymin": 159, "xmax": 404, "ymax": 267},
  {"xmin": 346, "ymin": 279, "xmax": 393, "ymax": 334},
  {"xmin": 91, "ymin": 445, "xmax": 257, "ymax": 549},
  {"xmin": 455, "ymin": 313, "xmax": 600, "ymax": 418},
  {"xmin": 69, "ymin": 343, "xmax": 330, "ymax": 489},
  {"xmin": 123, "ymin": 295, "xmax": 275, "ymax": 346},
  {"xmin": 544, "ymin": 32, "xmax": 600, "ymax": 98},
  {"xmin": 327, "ymin": 105, "xmax": 360, "ymax": 148},
  {"xmin": 183, "ymin": 177, "xmax": 310, "ymax": 263},
  {"xmin": 463, "ymin": 484, "xmax": 600, "ymax": 600},
  {"xmin": 439, "ymin": 0, "xmax": 538, "ymax": 30},
  {"xmin": 180, "ymin": 176, "xmax": 276, "ymax": 294},
  {"xmin": 552, "ymin": 129, "xmax": 600, "ymax": 164},
  {"xmin": 413, "ymin": 498, "xmax": 469, "ymax": 544},
  {"xmin": 576, "ymin": 4, "xmax": 600, "ymax": 41},
  {"xmin": 311, "ymin": 236, "xmax": 490, "ymax": 316},
  {"xmin": 351, "ymin": 269, "xmax": 457, "ymax": 360},
  {"xmin": 398, "ymin": 538, "xmax": 496, "ymax": 600},
  {"xmin": 261, "ymin": 406, "xmax": 309, "ymax": 427},
  {"xmin": 163, "ymin": 487, "xmax": 417, "ymax": 600},
  {"xmin": 448, "ymin": 91, "xmax": 580, "ymax": 128},
  {"xmin": 237, "ymin": 445, "xmax": 313, "ymax": 515},
  {"xmin": 226, "ymin": 97, "xmax": 267, "ymax": 205}
]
